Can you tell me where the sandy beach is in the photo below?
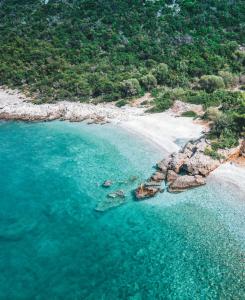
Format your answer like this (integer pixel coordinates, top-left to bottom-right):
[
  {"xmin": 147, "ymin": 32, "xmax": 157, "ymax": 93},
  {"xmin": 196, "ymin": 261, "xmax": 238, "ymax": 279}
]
[
  {"xmin": 122, "ymin": 112, "xmax": 205, "ymax": 154},
  {"xmin": 209, "ymin": 163, "xmax": 245, "ymax": 194}
]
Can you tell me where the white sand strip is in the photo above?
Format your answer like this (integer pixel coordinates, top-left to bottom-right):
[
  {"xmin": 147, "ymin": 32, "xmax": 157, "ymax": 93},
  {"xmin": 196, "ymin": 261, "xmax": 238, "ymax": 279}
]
[{"xmin": 121, "ymin": 112, "xmax": 205, "ymax": 153}]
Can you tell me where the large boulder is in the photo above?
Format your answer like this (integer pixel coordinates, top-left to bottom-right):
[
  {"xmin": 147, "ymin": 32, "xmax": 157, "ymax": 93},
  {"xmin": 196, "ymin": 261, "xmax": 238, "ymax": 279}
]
[
  {"xmin": 168, "ymin": 175, "xmax": 206, "ymax": 193},
  {"xmin": 135, "ymin": 183, "xmax": 163, "ymax": 200},
  {"xmin": 167, "ymin": 170, "xmax": 178, "ymax": 184},
  {"xmin": 151, "ymin": 171, "xmax": 166, "ymax": 182}
]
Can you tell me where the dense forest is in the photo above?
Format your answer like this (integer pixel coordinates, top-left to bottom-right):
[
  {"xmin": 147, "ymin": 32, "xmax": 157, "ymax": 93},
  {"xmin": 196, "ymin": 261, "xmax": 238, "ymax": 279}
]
[{"xmin": 0, "ymin": 0, "xmax": 244, "ymax": 149}]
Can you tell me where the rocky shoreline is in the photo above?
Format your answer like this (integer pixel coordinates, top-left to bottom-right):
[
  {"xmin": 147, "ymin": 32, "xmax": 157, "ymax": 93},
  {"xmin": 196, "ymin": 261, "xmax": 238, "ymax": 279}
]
[
  {"xmin": 1, "ymin": 87, "xmax": 244, "ymax": 202},
  {"xmin": 136, "ymin": 138, "xmax": 244, "ymax": 199},
  {"xmin": 0, "ymin": 88, "xmax": 145, "ymax": 124}
]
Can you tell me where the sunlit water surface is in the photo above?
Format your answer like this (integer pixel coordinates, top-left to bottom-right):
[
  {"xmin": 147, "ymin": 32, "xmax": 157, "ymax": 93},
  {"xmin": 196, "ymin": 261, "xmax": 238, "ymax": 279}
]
[{"xmin": 0, "ymin": 121, "xmax": 244, "ymax": 299}]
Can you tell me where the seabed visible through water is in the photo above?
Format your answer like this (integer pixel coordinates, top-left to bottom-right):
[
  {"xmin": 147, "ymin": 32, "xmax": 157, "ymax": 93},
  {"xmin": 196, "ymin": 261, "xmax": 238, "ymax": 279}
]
[{"xmin": 0, "ymin": 121, "xmax": 244, "ymax": 299}]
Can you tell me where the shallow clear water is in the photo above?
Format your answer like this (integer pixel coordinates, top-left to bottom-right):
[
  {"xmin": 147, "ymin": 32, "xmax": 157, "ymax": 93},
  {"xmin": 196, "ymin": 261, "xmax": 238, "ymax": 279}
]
[{"xmin": 0, "ymin": 121, "xmax": 244, "ymax": 300}]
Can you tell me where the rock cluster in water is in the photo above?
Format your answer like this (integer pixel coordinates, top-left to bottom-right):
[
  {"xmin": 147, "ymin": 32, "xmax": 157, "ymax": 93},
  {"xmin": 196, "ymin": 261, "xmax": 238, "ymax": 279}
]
[{"xmin": 135, "ymin": 137, "xmax": 243, "ymax": 199}]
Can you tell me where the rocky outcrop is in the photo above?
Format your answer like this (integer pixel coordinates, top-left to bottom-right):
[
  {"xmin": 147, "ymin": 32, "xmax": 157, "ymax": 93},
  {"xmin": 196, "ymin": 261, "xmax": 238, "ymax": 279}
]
[
  {"xmin": 135, "ymin": 182, "xmax": 163, "ymax": 200},
  {"xmin": 135, "ymin": 137, "xmax": 242, "ymax": 199}
]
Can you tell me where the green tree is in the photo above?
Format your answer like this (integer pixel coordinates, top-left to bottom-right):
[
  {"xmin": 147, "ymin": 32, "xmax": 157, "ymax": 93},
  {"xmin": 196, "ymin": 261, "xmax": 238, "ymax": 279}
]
[
  {"xmin": 218, "ymin": 71, "xmax": 237, "ymax": 88},
  {"xmin": 140, "ymin": 74, "xmax": 157, "ymax": 91},
  {"xmin": 120, "ymin": 79, "xmax": 141, "ymax": 97},
  {"xmin": 199, "ymin": 75, "xmax": 225, "ymax": 93},
  {"xmin": 153, "ymin": 63, "xmax": 169, "ymax": 84}
]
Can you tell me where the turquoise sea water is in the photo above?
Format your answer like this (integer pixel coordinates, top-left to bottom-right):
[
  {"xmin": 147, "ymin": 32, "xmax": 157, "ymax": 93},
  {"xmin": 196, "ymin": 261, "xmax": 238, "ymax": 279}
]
[{"xmin": 0, "ymin": 121, "xmax": 244, "ymax": 300}]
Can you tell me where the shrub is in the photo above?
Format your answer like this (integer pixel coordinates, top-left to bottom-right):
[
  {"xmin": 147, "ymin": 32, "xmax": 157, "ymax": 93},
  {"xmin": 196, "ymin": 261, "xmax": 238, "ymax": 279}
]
[
  {"xmin": 150, "ymin": 92, "xmax": 174, "ymax": 112},
  {"xmin": 153, "ymin": 63, "xmax": 169, "ymax": 84},
  {"xmin": 199, "ymin": 75, "xmax": 225, "ymax": 93},
  {"xmin": 181, "ymin": 111, "xmax": 197, "ymax": 118},
  {"xmin": 212, "ymin": 113, "xmax": 236, "ymax": 137},
  {"xmin": 116, "ymin": 99, "xmax": 128, "ymax": 107},
  {"xmin": 140, "ymin": 100, "xmax": 149, "ymax": 106},
  {"xmin": 183, "ymin": 90, "xmax": 217, "ymax": 107},
  {"xmin": 219, "ymin": 91, "xmax": 245, "ymax": 111},
  {"xmin": 204, "ymin": 147, "xmax": 224, "ymax": 160},
  {"xmin": 140, "ymin": 74, "xmax": 157, "ymax": 91},
  {"xmin": 145, "ymin": 59, "xmax": 157, "ymax": 68},
  {"xmin": 120, "ymin": 79, "xmax": 141, "ymax": 97},
  {"xmin": 204, "ymin": 107, "xmax": 222, "ymax": 122},
  {"xmin": 102, "ymin": 92, "xmax": 121, "ymax": 102},
  {"xmin": 211, "ymin": 130, "xmax": 239, "ymax": 149},
  {"xmin": 151, "ymin": 87, "xmax": 168, "ymax": 97},
  {"xmin": 218, "ymin": 70, "xmax": 238, "ymax": 87}
]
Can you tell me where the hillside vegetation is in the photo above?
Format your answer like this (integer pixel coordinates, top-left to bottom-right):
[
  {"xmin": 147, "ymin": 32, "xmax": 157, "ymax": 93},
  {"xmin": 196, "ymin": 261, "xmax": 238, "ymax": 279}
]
[{"xmin": 0, "ymin": 0, "xmax": 244, "ymax": 148}]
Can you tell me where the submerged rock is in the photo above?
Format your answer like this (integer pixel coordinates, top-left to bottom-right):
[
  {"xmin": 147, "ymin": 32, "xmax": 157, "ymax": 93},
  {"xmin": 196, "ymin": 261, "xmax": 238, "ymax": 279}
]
[
  {"xmin": 102, "ymin": 180, "xmax": 112, "ymax": 188},
  {"xmin": 128, "ymin": 175, "xmax": 138, "ymax": 182},
  {"xmin": 95, "ymin": 191, "xmax": 126, "ymax": 212},
  {"xmin": 107, "ymin": 190, "xmax": 125, "ymax": 198}
]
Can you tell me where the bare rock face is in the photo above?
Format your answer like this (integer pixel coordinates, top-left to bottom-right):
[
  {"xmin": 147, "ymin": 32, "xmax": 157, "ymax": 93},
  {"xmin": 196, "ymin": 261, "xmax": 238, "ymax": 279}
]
[{"xmin": 168, "ymin": 175, "xmax": 206, "ymax": 193}]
